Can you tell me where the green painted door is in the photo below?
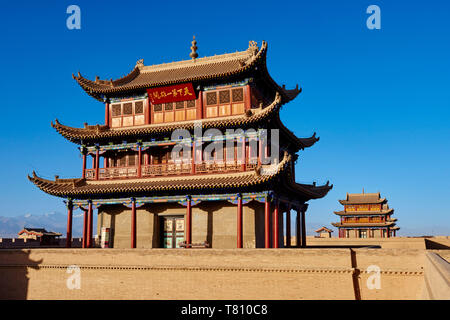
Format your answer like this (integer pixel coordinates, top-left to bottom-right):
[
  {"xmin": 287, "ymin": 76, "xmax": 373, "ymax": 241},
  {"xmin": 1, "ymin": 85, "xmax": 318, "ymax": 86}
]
[{"xmin": 162, "ymin": 216, "xmax": 185, "ymax": 248}]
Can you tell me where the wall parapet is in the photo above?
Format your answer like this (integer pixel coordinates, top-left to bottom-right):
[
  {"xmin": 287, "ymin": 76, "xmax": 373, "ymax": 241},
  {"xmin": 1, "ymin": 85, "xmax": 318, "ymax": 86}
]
[{"xmin": 422, "ymin": 252, "xmax": 450, "ymax": 300}]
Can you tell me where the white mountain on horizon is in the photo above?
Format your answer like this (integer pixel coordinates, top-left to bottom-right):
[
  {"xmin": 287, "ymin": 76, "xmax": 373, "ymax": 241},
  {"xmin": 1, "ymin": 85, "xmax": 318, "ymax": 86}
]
[{"xmin": 0, "ymin": 211, "xmax": 89, "ymax": 238}]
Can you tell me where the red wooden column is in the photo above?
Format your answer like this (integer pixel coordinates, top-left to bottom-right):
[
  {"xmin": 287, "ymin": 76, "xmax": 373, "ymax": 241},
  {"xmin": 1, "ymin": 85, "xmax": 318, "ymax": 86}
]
[
  {"xmin": 146, "ymin": 98, "xmax": 151, "ymax": 124},
  {"xmin": 240, "ymin": 137, "xmax": 246, "ymax": 171},
  {"xmin": 197, "ymin": 90, "xmax": 203, "ymax": 120},
  {"xmin": 81, "ymin": 148, "xmax": 87, "ymax": 179},
  {"xmin": 105, "ymin": 102, "xmax": 110, "ymax": 126},
  {"xmin": 245, "ymin": 84, "xmax": 251, "ymax": 111},
  {"xmin": 131, "ymin": 198, "xmax": 136, "ymax": 248},
  {"xmin": 285, "ymin": 203, "xmax": 291, "ymax": 248},
  {"xmin": 191, "ymin": 140, "xmax": 196, "ymax": 174},
  {"xmin": 237, "ymin": 194, "xmax": 243, "ymax": 248},
  {"xmin": 296, "ymin": 208, "xmax": 301, "ymax": 248},
  {"xmin": 137, "ymin": 144, "xmax": 142, "ymax": 178},
  {"xmin": 273, "ymin": 199, "xmax": 279, "ymax": 248},
  {"xmin": 95, "ymin": 148, "xmax": 100, "ymax": 181},
  {"xmin": 264, "ymin": 195, "xmax": 271, "ymax": 248},
  {"xmin": 87, "ymin": 201, "xmax": 93, "ymax": 248},
  {"xmin": 186, "ymin": 196, "xmax": 192, "ymax": 248},
  {"xmin": 258, "ymin": 136, "xmax": 262, "ymax": 167},
  {"xmin": 82, "ymin": 208, "xmax": 87, "ymax": 248},
  {"xmin": 66, "ymin": 200, "xmax": 73, "ymax": 248},
  {"xmin": 301, "ymin": 205, "xmax": 307, "ymax": 248}
]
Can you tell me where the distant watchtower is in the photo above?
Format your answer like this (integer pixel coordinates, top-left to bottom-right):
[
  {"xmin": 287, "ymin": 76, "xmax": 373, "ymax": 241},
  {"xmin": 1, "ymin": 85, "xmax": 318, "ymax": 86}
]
[{"xmin": 332, "ymin": 191, "xmax": 399, "ymax": 238}]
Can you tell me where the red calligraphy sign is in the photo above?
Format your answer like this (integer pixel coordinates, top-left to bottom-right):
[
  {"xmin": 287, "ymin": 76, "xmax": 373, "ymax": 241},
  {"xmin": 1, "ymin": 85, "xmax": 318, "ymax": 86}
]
[{"xmin": 147, "ymin": 83, "xmax": 196, "ymax": 104}]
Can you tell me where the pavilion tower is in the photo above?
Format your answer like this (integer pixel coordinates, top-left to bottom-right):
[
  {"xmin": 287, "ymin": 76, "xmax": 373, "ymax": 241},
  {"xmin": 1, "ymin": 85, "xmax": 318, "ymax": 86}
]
[
  {"xmin": 29, "ymin": 40, "xmax": 332, "ymax": 249},
  {"xmin": 332, "ymin": 191, "xmax": 399, "ymax": 238}
]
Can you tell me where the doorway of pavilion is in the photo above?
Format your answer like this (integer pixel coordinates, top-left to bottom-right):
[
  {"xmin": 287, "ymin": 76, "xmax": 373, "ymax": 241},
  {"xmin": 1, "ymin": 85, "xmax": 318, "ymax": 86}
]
[{"xmin": 160, "ymin": 216, "xmax": 185, "ymax": 248}]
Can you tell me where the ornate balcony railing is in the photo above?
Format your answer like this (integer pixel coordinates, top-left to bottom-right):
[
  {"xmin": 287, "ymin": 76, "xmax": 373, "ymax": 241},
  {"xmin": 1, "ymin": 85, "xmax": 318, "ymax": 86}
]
[
  {"xmin": 142, "ymin": 163, "xmax": 192, "ymax": 177},
  {"xmin": 84, "ymin": 159, "xmax": 260, "ymax": 180}
]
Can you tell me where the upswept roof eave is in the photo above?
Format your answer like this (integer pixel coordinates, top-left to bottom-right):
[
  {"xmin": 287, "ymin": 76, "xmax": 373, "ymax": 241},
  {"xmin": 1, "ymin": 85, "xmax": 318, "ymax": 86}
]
[
  {"xmin": 331, "ymin": 222, "xmax": 396, "ymax": 228},
  {"xmin": 51, "ymin": 91, "xmax": 284, "ymax": 145},
  {"xmin": 333, "ymin": 209, "xmax": 394, "ymax": 216},
  {"xmin": 73, "ymin": 41, "xmax": 269, "ymax": 101},
  {"xmin": 72, "ymin": 41, "xmax": 302, "ymax": 104},
  {"xmin": 280, "ymin": 158, "xmax": 333, "ymax": 200},
  {"xmin": 338, "ymin": 198, "xmax": 387, "ymax": 205},
  {"xmin": 274, "ymin": 112, "xmax": 319, "ymax": 151},
  {"xmin": 315, "ymin": 226, "xmax": 333, "ymax": 233}
]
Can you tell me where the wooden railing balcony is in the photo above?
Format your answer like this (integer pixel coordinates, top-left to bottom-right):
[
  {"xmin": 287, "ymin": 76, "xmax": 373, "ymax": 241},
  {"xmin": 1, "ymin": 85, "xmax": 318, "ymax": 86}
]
[
  {"xmin": 342, "ymin": 218, "xmax": 384, "ymax": 224},
  {"xmin": 142, "ymin": 163, "xmax": 192, "ymax": 177},
  {"xmin": 84, "ymin": 159, "xmax": 260, "ymax": 180}
]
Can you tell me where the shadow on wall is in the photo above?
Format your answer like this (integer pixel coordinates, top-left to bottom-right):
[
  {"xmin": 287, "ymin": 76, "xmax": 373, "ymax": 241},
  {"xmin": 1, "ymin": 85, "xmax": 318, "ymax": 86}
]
[
  {"xmin": 248, "ymin": 201, "xmax": 264, "ymax": 248},
  {"xmin": 0, "ymin": 250, "xmax": 43, "ymax": 300},
  {"xmin": 425, "ymin": 239, "xmax": 450, "ymax": 250}
]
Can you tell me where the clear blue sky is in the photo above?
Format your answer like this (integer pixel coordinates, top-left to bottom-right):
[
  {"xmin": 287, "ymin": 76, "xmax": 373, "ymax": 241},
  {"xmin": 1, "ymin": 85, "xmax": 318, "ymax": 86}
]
[{"xmin": 0, "ymin": 0, "xmax": 449, "ymax": 235}]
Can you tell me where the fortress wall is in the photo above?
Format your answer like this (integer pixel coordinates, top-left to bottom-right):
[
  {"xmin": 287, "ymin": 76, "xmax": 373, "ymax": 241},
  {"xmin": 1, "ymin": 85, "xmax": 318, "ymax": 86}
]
[
  {"xmin": 421, "ymin": 251, "xmax": 450, "ymax": 299},
  {"xmin": 303, "ymin": 236, "xmax": 427, "ymax": 249},
  {"xmin": 351, "ymin": 248, "xmax": 425, "ymax": 300},
  {"xmin": 0, "ymin": 248, "xmax": 427, "ymax": 300}
]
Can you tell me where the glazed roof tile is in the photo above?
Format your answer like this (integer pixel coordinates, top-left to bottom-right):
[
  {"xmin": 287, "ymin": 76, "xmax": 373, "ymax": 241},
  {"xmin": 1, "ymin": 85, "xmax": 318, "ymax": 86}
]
[
  {"xmin": 339, "ymin": 192, "xmax": 387, "ymax": 205},
  {"xmin": 73, "ymin": 41, "xmax": 300, "ymax": 104}
]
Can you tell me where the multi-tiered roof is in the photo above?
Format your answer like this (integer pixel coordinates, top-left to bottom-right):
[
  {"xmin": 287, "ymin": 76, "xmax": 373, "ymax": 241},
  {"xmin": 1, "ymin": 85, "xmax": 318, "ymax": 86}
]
[
  {"xmin": 28, "ymin": 40, "xmax": 332, "ymax": 203},
  {"xmin": 332, "ymin": 192, "xmax": 399, "ymax": 236}
]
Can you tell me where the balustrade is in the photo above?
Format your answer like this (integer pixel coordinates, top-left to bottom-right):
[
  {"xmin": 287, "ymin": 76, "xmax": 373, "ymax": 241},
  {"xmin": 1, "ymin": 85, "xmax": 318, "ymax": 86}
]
[{"xmin": 84, "ymin": 159, "xmax": 258, "ymax": 180}]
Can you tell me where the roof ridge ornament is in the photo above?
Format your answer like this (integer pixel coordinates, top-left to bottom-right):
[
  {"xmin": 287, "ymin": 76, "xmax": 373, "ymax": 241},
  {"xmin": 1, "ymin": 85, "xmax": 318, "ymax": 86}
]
[
  {"xmin": 136, "ymin": 59, "xmax": 144, "ymax": 68},
  {"xmin": 247, "ymin": 41, "xmax": 259, "ymax": 56},
  {"xmin": 190, "ymin": 36, "xmax": 198, "ymax": 60}
]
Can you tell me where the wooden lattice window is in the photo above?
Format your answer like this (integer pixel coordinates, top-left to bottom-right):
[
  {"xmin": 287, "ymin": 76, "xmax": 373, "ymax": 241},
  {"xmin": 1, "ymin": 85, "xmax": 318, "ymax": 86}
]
[
  {"xmin": 123, "ymin": 103, "xmax": 133, "ymax": 115},
  {"xmin": 175, "ymin": 101, "xmax": 185, "ymax": 110},
  {"xmin": 206, "ymin": 92, "xmax": 217, "ymax": 105},
  {"xmin": 205, "ymin": 86, "xmax": 246, "ymax": 118},
  {"xmin": 153, "ymin": 99, "xmax": 197, "ymax": 124},
  {"xmin": 128, "ymin": 154, "xmax": 136, "ymax": 166},
  {"xmin": 110, "ymin": 99, "xmax": 147, "ymax": 128},
  {"xmin": 232, "ymin": 88, "xmax": 244, "ymax": 102},
  {"xmin": 219, "ymin": 90, "xmax": 230, "ymax": 104},
  {"xmin": 112, "ymin": 104, "xmax": 121, "ymax": 116},
  {"xmin": 119, "ymin": 154, "xmax": 127, "ymax": 167},
  {"xmin": 135, "ymin": 101, "xmax": 144, "ymax": 114}
]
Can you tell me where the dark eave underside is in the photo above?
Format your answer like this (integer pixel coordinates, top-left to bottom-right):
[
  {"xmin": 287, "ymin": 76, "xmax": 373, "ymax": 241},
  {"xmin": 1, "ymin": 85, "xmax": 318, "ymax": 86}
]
[
  {"xmin": 333, "ymin": 209, "xmax": 394, "ymax": 216},
  {"xmin": 331, "ymin": 222, "xmax": 396, "ymax": 228}
]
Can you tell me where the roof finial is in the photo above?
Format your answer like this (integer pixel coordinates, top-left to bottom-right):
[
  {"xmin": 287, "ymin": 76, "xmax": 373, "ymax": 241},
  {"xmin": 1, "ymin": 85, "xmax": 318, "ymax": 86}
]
[
  {"xmin": 190, "ymin": 36, "xmax": 198, "ymax": 60},
  {"xmin": 362, "ymin": 187, "xmax": 365, "ymax": 194},
  {"xmin": 248, "ymin": 41, "xmax": 259, "ymax": 55}
]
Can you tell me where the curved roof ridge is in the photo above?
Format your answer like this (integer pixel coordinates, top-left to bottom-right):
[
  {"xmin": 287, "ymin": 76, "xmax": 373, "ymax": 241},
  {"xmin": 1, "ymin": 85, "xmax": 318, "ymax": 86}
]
[
  {"xmin": 112, "ymin": 66, "xmax": 141, "ymax": 87},
  {"xmin": 72, "ymin": 41, "xmax": 268, "ymax": 101},
  {"xmin": 140, "ymin": 49, "xmax": 253, "ymax": 73},
  {"xmin": 274, "ymin": 112, "xmax": 319, "ymax": 150},
  {"xmin": 279, "ymin": 157, "xmax": 333, "ymax": 199}
]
